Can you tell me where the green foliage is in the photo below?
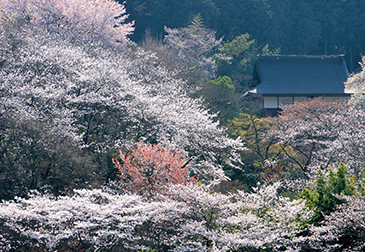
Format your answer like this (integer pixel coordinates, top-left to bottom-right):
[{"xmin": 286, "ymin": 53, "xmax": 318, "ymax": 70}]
[
  {"xmin": 216, "ymin": 33, "xmax": 256, "ymax": 88},
  {"xmin": 188, "ymin": 13, "xmax": 204, "ymax": 28},
  {"xmin": 223, "ymin": 113, "xmax": 290, "ymax": 188},
  {"xmin": 261, "ymin": 44, "xmax": 281, "ymax": 56},
  {"xmin": 196, "ymin": 76, "xmax": 241, "ymax": 124},
  {"xmin": 225, "ymin": 113, "xmax": 268, "ymax": 141},
  {"xmin": 216, "ymin": 33, "xmax": 279, "ymax": 93},
  {"xmin": 224, "ymin": 113, "xmax": 267, "ymax": 186},
  {"xmin": 222, "ymin": 33, "xmax": 255, "ymax": 60},
  {"xmin": 301, "ymin": 163, "xmax": 357, "ymax": 224},
  {"xmin": 210, "ymin": 75, "xmax": 235, "ymax": 90}
]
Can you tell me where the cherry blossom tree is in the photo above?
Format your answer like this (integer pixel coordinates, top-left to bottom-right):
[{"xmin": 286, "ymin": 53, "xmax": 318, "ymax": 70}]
[
  {"xmin": 0, "ymin": 4, "xmax": 243, "ymax": 199},
  {"xmin": 0, "ymin": 183, "xmax": 312, "ymax": 251},
  {"xmin": 298, "ymin": 195, "xmax": 365, "ymax": 251},
  {"xmin": 0, "ymin": 0, "xmax": 134, "ymax": 45},
  {"xmin": 346, "ymin": 56, "xmax": 365, "ymax": 110},
  {"xmin": 268, "ymin": 99, "xmax": 365, "ymax": 178},
  {"xmin": 113, "ymin": 141, "xmax": 199, "ymax": 197},
  {"xmin": 164, "ymin": 14, "xmax": 223, "ymax": 80}
]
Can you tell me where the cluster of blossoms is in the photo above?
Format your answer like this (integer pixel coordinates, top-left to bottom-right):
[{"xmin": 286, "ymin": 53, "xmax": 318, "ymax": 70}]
[
  {"xmin": 269, "ymin": 99, "xmax": 365, "ymax": 178},
  {"xmin": 0, "ymin": 0, "xmax": 134, "ymax": 45},
  {"xmin": 0, "ymin": 183, "xmax": 312, "ymax": 251},
  {"xmin": 0, "ymin": 0, "xmax": 242, "ymax": 183},
  {"xmin": 4, "ymin": 1, "xmax": 365, "ymax": 251}
]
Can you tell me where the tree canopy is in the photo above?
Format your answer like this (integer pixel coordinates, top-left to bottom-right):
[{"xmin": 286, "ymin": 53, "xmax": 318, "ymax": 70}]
[
  {"xmin": 3, "ymin": 0, "xmax": 365, "ymax": 251},
  {"xmin": 124, "ymin": 0, "xmax": 365, "ymax": 71}
]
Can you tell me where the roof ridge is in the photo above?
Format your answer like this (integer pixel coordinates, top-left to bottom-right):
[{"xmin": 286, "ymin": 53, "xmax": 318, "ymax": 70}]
[{"xmin": 256, "ymin": 55, "xmax": 345, "ymax": 61}]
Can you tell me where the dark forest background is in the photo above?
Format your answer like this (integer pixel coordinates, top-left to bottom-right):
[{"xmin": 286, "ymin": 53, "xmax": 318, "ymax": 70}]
[{"xmin": 123, "ymin": 0, "xmax": 365, "ymax": 73}]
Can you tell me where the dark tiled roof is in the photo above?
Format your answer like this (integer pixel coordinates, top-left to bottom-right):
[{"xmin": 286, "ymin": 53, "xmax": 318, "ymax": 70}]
[{"xmin": 253, "ymin": 55, "xmax": 349, "ymax": 95}]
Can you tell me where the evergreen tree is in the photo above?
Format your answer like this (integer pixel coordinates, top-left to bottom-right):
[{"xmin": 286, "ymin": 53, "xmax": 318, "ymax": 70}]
[{"xmin": 301, "ymin": 163, "xmax": 357, "ymax": 224}]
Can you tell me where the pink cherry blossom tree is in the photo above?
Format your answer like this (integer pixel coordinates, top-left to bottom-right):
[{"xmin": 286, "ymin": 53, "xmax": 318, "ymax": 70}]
[{"xmin": 113, "ymin": 141, "xmax": 199, "ymax": 197}]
